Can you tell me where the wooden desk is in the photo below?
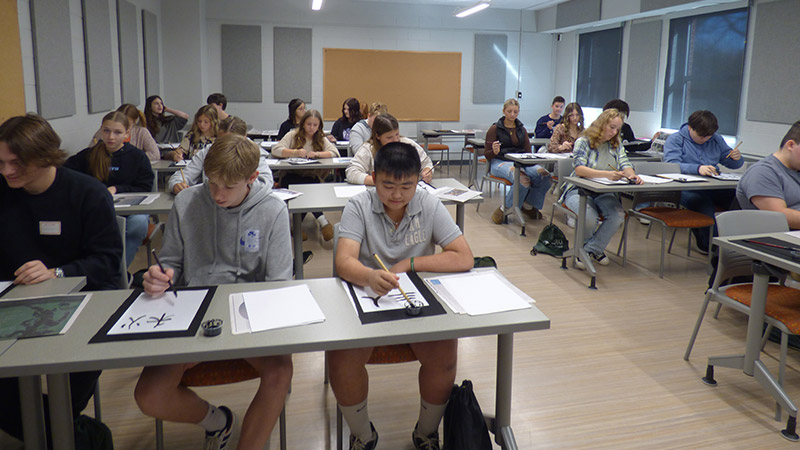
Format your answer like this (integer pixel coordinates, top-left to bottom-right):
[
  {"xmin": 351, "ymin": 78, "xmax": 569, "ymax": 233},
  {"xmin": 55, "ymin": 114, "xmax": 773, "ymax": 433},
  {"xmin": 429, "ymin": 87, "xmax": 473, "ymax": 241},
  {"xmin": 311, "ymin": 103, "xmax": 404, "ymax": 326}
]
[
  {"xmin": 287, "ymin": 179, "xmax": 483, "ymax": 279},
  {"xmin": 709, "ymin": 233, "xmax": 800, "ymax": 440},
  {"xmin": 0, "ymin": 275, "xmax": 549, "ymax": 450},
  {"xmin": 561, "ymin": 176, "xmax": 738, "ymax": 289}
]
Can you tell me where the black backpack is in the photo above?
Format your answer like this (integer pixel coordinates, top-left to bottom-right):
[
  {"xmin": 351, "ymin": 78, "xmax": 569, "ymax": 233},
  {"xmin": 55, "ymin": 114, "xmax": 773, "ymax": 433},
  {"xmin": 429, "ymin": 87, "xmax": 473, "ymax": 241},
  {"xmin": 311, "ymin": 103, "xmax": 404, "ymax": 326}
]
[
  {"xmin": 531, "ymin": 223, "xmax": 569, "ymax": 257},
  {"xmin": 442, "ymin": 380, "xmax": 493, "ymax": 450}
]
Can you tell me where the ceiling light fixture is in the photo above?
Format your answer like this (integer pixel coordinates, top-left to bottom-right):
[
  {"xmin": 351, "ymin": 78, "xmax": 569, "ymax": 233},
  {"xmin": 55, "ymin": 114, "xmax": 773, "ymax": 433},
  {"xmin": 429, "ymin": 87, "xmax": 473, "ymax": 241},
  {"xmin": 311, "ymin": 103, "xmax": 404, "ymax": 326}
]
[
  {"xmin": 311, "ymin": 0, "xmax": 323, "ymax": 11},
  {"xmin": 455, "ymin": 1, "xmax": 490, "ymax": 18}
]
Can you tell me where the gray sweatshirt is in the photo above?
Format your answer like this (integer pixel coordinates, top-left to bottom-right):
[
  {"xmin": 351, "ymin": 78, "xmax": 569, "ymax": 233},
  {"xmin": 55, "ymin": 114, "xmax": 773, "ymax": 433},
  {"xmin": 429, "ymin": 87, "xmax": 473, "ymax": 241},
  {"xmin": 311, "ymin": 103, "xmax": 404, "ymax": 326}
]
[
  {"xmin": 348, "ymin": 119, "xmax": 371, "ymax": 156},
  {"xmin": 160, "ymin": 180, "xmax": 292, "ymax": 285}
]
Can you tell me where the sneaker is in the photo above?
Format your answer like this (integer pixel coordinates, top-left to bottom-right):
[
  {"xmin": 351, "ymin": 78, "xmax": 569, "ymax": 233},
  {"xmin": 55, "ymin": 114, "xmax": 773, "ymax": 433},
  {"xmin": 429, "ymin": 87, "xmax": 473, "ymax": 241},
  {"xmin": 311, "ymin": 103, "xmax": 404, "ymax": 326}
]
[
  {"xmin": 321, "ymin": 223, "xmax": 334, "ymax": 241},
  {"xmin": 637, "ymin": 217, "xmax": 651, "ymax": 225},
  {"xmin": 491, "ymin": 207, "xmax": 504, "ymax": 225},
  {"xmin": 566, "ymin": 216, "xmax": 576, "ymax": 228},
  {"xmin": 303, "ymin": 250, "xmax": 314, "ymax": 265},
  {"xmin": 522, "ymin": 207, "xmax": 543, "ymax": 220},
  {"xmin": 412, "ymin": 424, "xmax": 441, "ymax": 450},
  {"xmin": 574, "ymin": 257, "xmax": 586, "ymax": 270},
  {"xmin": 349, "ymin": 422, "xmax": 378, "ymax": 450},
  {"xmin": 203, "ymin": 406, "xmax": 235, "ymax": 450},
  {"xmin": 589, "ymin": 252, "xmax": 610, "ymax": 266},
  {"xmin": 694, "ymin": 244, "xmax": 710, "ymax": 256}
]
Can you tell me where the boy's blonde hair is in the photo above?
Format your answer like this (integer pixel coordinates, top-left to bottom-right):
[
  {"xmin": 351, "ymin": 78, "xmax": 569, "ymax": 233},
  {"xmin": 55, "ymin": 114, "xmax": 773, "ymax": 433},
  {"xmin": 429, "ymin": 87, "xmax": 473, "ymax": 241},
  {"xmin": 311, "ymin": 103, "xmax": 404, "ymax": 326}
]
[{"xmin": 204, "ymin": 134, "xmax": 259, "ymax": 185}]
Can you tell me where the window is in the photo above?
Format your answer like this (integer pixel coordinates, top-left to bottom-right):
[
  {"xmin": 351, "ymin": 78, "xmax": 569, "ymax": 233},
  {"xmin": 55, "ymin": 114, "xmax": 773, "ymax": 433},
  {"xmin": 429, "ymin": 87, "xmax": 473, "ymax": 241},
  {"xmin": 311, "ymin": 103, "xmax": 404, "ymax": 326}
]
[
  {"xmin": 576, "ymin": 28, "xmax": 623, "ymax": 109},
  {"xmin": 662, "ymin": 8, "xmax": 748, "ymax": 135}
]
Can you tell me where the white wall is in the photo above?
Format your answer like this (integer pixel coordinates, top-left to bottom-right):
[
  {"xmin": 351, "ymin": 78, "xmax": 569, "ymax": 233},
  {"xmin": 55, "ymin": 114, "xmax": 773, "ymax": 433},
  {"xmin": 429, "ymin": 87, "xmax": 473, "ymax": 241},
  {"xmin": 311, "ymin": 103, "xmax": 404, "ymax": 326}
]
[{"xmin": 17, "ymin": 0, "xmax": 161, "ymax": 154}]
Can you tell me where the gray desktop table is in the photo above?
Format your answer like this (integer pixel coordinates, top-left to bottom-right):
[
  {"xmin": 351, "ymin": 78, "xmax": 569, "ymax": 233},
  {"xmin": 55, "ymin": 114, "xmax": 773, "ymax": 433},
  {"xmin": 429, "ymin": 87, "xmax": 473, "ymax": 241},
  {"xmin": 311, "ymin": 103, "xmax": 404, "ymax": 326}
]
[
  {"xmin": 561, "ymin": 176, "xmax": 738, "ymax": 289},
  {"xmin": 705, "ymin": 233, "xmax": 800, "ymax": 440},
  {"xmin": 0, "ymin": 277, "xmax": 86, "ymax": 300},
  {"xmin": 0, "ymin": 274, "xmax": 549, "ymax": 450},
  {"xmin": 150, "ymin": 160, "xmax": 182, "ymax": 191},
  {"xmin": 466, "ymin": 137, "xmax": 484, "ymax": 189},
  {"xmin": 260, "ymin": 141, "xmax": 351, "ymax": 155},
  {"xmin": 114, "ymin": 193, "xmax": 174, "ymax": 216},
  {"xmin": 421, "ymin": 130, "xmax": 477, "ymax": 176},
  {"xmin": 287, "ymin": 179, "xmax": 483, "ymax": 279}
]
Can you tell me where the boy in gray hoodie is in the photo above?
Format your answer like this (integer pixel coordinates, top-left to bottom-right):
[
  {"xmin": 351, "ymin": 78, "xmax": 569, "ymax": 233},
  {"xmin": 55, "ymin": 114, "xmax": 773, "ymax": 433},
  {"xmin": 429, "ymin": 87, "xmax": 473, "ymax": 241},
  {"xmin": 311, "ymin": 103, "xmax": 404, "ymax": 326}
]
[{"xmin": 135, "ymin": 134, "xmax": 292, "ymax": 450}]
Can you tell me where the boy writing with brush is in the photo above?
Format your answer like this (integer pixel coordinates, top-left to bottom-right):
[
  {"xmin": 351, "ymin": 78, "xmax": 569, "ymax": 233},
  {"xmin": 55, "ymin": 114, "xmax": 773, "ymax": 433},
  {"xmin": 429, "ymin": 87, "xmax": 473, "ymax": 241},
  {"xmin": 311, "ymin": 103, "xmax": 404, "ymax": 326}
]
[{"xmin": 329, "ymin": 141, "xmax": 474, "ymax": 450}]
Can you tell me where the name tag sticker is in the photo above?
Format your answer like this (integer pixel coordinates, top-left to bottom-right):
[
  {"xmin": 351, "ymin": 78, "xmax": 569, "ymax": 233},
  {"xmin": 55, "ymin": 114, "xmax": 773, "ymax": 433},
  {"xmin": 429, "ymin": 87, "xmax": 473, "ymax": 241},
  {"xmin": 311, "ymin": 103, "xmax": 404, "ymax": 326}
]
[{"xmin": 39, "ymin": 221, "xmax": 62, "ymax": 236}]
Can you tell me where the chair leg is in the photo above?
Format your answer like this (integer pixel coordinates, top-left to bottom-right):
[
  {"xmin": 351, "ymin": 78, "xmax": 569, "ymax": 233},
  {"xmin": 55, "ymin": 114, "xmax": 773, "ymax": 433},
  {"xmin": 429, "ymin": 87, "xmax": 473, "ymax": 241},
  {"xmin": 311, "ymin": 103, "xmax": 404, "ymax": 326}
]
[
  {"xmin": 761, "ymin": 324, "xmax": 774, "ymax": 351},
  {"xmin": 668, "ymin": 228, "xmax": 677, "ymax": 254},
  {"xmin": 324, "ymin": 353, "xmax": 329, "ymax": 385},
  {"xmin": 712, "ymin": 303, "xmax": 723, "ymax": 319},
  {"xmin": 777, "ymin": 331, "xmax": 789, "ymax": 421},
  {"xmin": 616, "ymin": 214, "xmax": 628, "ymax": 258},
  {"xmin": 645, "ymin": 223, "xmax": 652, "ymax": 239},
  {"xmin": 686, "ymin": 228, "xmax": 692, "ymax": 257},
  {"xmin": 336, "ymin": 405, "xmax": 344, "ymax": 450},
  {"xmin": 684, "ymin": 293, "xmax": 714, "ymax": 360},
  {"xmin": 93, "ymin": 383, "xmax": 101, "ymax": 422},
  {"xmin": 156, "ymin": 418, "xmax": 164, "ymax": 450},
  {"xmin": 280, "ymin": 405, "xmax": 287, "ymax": 450},
  {"xmin": 660, "ymin": 225, "xmax": 667, "ymax": 278}
]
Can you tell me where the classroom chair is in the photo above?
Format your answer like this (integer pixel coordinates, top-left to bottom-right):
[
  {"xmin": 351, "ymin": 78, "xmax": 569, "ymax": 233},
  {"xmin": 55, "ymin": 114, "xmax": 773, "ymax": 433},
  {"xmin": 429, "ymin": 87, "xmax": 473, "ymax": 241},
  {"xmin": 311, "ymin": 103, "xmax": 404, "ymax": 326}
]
[
  {"xmin": 143, "ymin": 220, "xmax": 165, "ymax": 266},
  {"xmin": 548, "ymin": 158, "xmax": 577, "ymax": 227},
  {"xmin": 616, "ymin": 162, "xmax": 714, "ymax": 278},
  {"xmin": 477, "ymin": 164, "xmax": 511, "ymax": 214},
  {"xmin": 154, "ymin": 360, "xmax": 287, "ymax": 450},
  {"xmin": 416, "ymin": 122, "xmax": 450, "ymax": 176},
  {"xmin": 683, "ymin": 210, "xmax": 796, "ymax": 420},
  {"xmin": 459, "ymin": 127, "xmax": 484, "ymax": 178}
]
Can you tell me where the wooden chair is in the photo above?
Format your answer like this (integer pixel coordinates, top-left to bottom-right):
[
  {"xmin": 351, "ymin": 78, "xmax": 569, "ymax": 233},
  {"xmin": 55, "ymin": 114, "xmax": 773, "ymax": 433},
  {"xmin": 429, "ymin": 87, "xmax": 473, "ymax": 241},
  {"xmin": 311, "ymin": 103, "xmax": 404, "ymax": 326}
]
[{"xmin": 155, "ymin": 360, "xmax": 287, "ymax": 450}]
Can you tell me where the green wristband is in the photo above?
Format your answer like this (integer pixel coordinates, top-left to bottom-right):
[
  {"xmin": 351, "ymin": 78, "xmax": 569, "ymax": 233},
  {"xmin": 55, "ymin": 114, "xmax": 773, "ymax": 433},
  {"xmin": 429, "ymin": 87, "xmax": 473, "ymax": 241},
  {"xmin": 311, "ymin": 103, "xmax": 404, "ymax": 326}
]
[{"xmin": 410, "ymin": 257, "xmax": 415, "ymax": 272}]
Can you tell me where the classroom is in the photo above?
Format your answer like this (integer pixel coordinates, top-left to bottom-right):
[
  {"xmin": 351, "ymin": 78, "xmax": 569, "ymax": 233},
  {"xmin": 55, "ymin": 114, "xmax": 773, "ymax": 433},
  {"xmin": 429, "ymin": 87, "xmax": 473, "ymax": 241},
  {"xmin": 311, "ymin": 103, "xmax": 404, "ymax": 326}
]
[{"xmin": 3, "ymin": 0, "xmax": 800, "ymax": 449}]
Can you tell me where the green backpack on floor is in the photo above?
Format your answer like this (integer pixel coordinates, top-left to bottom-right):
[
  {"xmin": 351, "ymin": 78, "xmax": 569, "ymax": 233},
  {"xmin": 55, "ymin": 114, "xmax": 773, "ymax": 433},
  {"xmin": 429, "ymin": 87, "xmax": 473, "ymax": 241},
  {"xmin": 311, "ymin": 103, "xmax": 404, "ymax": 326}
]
[{"xmin": 531, "ymin": 224, "xmax": 569, "ymax": 257}]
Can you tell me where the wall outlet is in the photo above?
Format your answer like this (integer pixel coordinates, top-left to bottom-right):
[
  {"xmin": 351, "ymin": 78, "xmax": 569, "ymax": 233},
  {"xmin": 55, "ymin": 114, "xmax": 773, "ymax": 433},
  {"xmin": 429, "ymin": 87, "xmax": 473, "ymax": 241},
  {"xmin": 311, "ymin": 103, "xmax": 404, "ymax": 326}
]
[{"xmin": 516, "ymin": 91, "xmax": 523, "ymax": 99}]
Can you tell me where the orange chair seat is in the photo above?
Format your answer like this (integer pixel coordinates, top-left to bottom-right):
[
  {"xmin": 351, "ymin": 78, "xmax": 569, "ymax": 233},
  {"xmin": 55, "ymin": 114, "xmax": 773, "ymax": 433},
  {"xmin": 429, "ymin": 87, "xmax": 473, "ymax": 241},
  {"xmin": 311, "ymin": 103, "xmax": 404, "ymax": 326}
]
[
  {"xmin": 142, "ymin": 223, "xmax": 157, "ymax": 245},
  {"xmin": 427, "ymin": 144, "xmax": 449, "ymax": 151},
  {"xmin": 726, "ymin": 284, "xmax": 800, "ymax": 334},
  {"xmin": 487, "ymin": 174, "xmax": 512, "ymax": 186},
  {"xmin": 638, "ymin": 207, "xmax": 715, "ymax": 228},
  {"xmin": 181, "ymin": 359, "xmax": 259, "ymax": 387},
  {"xmin": 367, "ymin": 344, "xmax": 417, "ymax": 364}
]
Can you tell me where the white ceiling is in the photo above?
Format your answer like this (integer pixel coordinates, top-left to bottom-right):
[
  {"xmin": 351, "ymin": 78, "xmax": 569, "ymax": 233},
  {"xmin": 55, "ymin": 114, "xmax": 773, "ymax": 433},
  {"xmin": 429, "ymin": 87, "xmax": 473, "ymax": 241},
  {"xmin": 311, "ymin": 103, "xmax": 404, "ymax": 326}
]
[{"xmin": 350, "ymin": 0, "xmax": 569, "ymax": 11}]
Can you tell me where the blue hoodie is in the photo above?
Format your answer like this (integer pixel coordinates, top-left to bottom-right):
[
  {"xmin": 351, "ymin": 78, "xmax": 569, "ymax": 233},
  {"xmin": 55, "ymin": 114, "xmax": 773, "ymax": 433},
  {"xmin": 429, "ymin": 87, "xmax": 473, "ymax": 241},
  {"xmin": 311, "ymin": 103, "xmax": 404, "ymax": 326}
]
[{"xmin": 663, "ymin": 123, "xmax": 743, "ymax": 175}]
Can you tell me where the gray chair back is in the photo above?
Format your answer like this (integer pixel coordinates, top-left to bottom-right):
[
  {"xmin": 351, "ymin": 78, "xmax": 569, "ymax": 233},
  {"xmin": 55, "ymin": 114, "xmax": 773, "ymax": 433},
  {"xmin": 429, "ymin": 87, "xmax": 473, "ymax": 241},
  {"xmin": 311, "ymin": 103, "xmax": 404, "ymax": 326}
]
[{"xmin": 714, "ymin": 210, "xmax": 789, "ymax": 285}]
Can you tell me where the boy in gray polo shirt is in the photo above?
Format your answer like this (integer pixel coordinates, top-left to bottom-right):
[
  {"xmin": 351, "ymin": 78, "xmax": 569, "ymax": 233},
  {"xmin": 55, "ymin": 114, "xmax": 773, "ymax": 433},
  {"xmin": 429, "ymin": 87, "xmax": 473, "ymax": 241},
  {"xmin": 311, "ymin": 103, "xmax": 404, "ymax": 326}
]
[
  {"xmin": 737, "ymin": 121, "xmax": 800, "ymax": 229},
  {"xmin": 330, "ymin": 141, "xmax": 474, "ymax": 450}
]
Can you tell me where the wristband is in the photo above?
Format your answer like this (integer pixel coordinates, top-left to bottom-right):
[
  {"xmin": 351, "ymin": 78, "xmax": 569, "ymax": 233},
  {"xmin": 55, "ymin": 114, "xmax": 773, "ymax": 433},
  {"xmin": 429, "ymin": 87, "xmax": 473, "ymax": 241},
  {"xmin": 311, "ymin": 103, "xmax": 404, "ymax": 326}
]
[{"xmin": 410, "ymin": 257, "xmax": 415, "ymax": 272}]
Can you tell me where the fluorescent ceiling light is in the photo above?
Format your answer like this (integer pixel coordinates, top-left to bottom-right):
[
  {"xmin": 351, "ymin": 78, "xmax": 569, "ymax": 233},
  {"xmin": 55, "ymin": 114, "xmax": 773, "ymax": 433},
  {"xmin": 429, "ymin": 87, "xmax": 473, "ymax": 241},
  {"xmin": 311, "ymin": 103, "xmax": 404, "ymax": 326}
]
[
  {"xmin": 455, "ymin": 1, "xmax": 490, "ymax": 18},
  {"xmin": 311, "ymin": 0, "xmax": 323, "ymax": 11}
]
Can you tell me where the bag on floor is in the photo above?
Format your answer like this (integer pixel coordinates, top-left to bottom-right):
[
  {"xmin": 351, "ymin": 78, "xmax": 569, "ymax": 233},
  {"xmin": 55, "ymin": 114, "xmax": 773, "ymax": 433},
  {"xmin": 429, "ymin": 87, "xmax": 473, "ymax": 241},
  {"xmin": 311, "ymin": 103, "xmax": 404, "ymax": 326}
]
[
  {"xmin": 473, "ymin": 256, "xmax": 497, "ymax": 269},
  {"xmin": 442, "ymin": 379, "xmax": 493, "ymax": 450},
  {"xmin": 74, "ymin": 414, "xmax": 114, "ymax": 450},
  {"xmin": 531, "ymin": 223, "xmax": 569, "ymax": 257}
]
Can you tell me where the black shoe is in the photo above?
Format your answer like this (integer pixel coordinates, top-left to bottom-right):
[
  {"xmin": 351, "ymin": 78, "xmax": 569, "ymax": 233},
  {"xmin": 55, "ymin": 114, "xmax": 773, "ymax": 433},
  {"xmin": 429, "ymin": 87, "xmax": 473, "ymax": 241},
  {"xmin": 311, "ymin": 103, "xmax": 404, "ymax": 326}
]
[
  {"xmin": 349, "ymin": 422, "xmax": 378, "ymax": 450},
  {"xmin": 303, "ymin": 250, "xmax": 314, "ymax": 264},
  {"xmin": 412, "ymin": 424, "xmax": 440, "ymax": 450}
]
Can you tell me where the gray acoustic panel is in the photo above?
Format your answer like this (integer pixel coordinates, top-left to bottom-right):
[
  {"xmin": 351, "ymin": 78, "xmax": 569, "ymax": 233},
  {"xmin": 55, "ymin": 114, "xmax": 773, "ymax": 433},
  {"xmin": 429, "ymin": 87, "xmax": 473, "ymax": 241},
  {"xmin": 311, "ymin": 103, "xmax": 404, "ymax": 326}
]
[
  {"xmin": 81, "ymin": 0, "xmax": 115, "ymax": 113},
  {"xmin": 274, "ymin": 27, "xmax": 311, "ymax": 103},
  {"xmin": 641, "ymin": 0, "xmax": 695, "ymax": 12},
  {"xmin": 624, "ymin": 21, "xmax": 661, "ymax": 112},
  {"xmin": 556, "ymin": 0, "xmax": 601, "ymax": 29},
  {"xmin": 117, "ymin": 0, "xmax": 140, "ymax": 105},
  {"xmin": 221, "ymin": 25, "xmax": 262, "ymax": 102},
  {"xmin": 746, "ymin": 0, "xmax": 800, "ymax": 124},
  {"xmin": 30, "ymin": 0, "xmax": 76, "ymax": 119},
  {"xmin": 142, "ymin": 9, "xmax": 160, "ymax": 97},
  {"xmin": 473, "ymin": 34, "xmax": 507, "ymax": 104}
]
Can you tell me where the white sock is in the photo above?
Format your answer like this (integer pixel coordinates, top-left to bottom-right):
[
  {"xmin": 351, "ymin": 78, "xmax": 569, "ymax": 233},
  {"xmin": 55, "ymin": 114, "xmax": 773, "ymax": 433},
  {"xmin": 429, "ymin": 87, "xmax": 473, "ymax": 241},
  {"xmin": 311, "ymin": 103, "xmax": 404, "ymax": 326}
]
[
  {"xmin": 416, "ymin": 399, "xmax": 447, "ymax": 437},
  {"xmin": 198, "ymin": 403, "xmax": 227, "ymax": 432},
  {"xmin": 340, "ymin": 399, "xmax": 372, "ymax": 441},
  {"xmin": 317, "ymin": 215, "xmax": 330, "ymax": 227}
]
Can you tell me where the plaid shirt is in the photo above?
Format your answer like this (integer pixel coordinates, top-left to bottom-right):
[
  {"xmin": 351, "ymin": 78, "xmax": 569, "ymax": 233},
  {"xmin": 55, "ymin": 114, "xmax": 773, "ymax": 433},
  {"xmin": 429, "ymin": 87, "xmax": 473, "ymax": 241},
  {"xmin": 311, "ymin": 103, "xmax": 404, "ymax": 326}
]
[{"xmin": 559, "ymin": 137, "xmax": 632, "ymax": 202}]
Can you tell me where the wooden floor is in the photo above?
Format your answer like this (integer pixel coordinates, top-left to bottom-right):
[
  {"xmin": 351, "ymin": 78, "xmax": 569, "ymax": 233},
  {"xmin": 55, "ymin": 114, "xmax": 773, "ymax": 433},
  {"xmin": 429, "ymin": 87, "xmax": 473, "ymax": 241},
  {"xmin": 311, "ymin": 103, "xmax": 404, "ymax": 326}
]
[{"xmin": 5, "ymin": 168, "xmax": 800, "ymax": 449}]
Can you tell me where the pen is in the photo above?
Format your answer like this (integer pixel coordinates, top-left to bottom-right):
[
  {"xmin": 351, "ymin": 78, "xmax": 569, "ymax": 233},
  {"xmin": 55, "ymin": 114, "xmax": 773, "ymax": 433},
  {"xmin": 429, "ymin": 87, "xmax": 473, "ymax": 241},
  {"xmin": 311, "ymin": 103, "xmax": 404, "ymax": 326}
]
[
  {"xmin": 725, "ymin": 141, "xmax": 742, "ymax": 159},
  {"xmin": 151, "ymin": 250, "xmax": 178, "ymax": 298},
  {"xmin": 372, "ymin": 253, "xmax": 414, "ymax": 308},
  {"xmin": 180, "ymin": 168, "xmax": 186, "ymax": 184},
  {"xmin": 745, "ymin": 239, "xmax": 800, "ymax": 252},
  {"xmin": 606, "ymin": 164, "xmax": 633, "ymax": 183}
]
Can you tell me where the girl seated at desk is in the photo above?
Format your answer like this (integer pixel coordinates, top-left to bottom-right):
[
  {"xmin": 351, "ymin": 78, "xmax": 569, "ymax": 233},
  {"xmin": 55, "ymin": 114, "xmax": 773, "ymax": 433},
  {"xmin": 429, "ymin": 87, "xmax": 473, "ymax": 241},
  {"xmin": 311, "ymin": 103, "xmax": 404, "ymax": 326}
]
[
  {"xmin": 485, "ymin": 98, "xmax": 552, "ymax": 224},
  {"xmin": 277, "ymin": 98, "xmax": 306, "ymax": 140},
  {"xmin": 144, "ymin": 95, "xmax": 188, "ymax": 145},
  {"xmin": 272, "ymin": 109, "xmax": 340, "ymax": 241},
  {"xmin": 90, "ymin": 103, "xmax": 160, "ymax": 162},
  {"xmin": 173, "ymin": 105, "xmax": 219, "ymax": 162},
  {"xmin": 548, "ymin": 102, "xmax": 584, "ymax": 153},
  {"xmin": 329, "ymin": 97, "xmax": 361, "ymax": 142},
  {"xmin": 558, "ymin": 108, "xmax": 642, "ymax": 269},
  {"xmin": 65, "ymin": 111, "xmax": 154, "ymax": 266},
  {"xmin": 346, "ymin": 114, "xmax": 433, "ymax": 186}
]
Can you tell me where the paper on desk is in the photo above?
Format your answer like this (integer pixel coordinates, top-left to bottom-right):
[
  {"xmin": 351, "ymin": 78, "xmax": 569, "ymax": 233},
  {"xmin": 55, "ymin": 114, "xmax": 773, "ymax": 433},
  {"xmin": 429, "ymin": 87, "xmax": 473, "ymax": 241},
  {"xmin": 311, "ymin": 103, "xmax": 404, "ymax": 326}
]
[
  {"xmin": 425, "ymin": 271, "xmax": 532, "ymax": 316},
  {"xmin": 265, "ymin": 158, "xmax": 280, "ymax": 165},
  {"xmin": 785, "ymin": 231, "xmax": 800, "ymax": 240},
  {"xmin": 587, "ymin": 177, "xmax": 631, "ymax": 185},
  {"xmin": 655, "ymin": 173, "xmax": 708, "ymax": 182},
  {"xmin": 535, "ymin": 152, "xmax": 572, "ymax": 159},
  {"xmin": 107, "ymin": 290, "xmax": 209, "ymax": 335},
  {"xmin": 436, "ymin": 187, "xmax": 481, "ymax": 202},
  {"xmin": 335, "ymin": 185, "xmax": 367, "ymax": 198},
  {"xmin": 506, "ymin": 153, "xmax": 538, "ymax": 159},
  {"xmin": 345, "ymin": 273, "xmax": 428, "ymax": 313},
  {"xmin": 240, "ymin": 285, "xmax": 325, "ymax": 333},
  {"xmin": 711, "ymin": 173, "xmax": 742, "ymax": 181},
  {"xmin": 272, "ymin": 188, "xmax": 303, "ymax": 201},
  {"xmin": 637, "ymin": 174, "xmax": 672, "ymax": 184},
  {"xmin": 0, "ymin": 281, "xmax": 13, "ymax": 296},
  {"xmin": 417, "ymin": 181, "xmax": 448, "ymax": 196},
  {"xmin": 333, "ymin": 157, "xmax": 353, "ymax": 164},
  {"xmin": 336, "ymin": 142, "xmax": 350, "ymax": 147},
  {"xmin": 172, "ymin": 160, "xmax": 188, "ymax": 167},
  {"xmin": 0, "ymin": 294, "xmax": 91, "ymax": 339},
  {"xmin": 113, "ymin": 193, "xmax": 160, "ymax": 207},
  {"xmin": 286, "ymin": 158, "xmax": 320, "ymax": 165}
]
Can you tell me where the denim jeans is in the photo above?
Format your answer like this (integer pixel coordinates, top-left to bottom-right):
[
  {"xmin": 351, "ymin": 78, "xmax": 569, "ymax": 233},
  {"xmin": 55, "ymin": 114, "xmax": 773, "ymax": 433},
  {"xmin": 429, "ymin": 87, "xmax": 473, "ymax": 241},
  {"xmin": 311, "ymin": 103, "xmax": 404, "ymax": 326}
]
[
  {"xmin": 125, "ymin": 214, "xmax": 149, "ymax": 266},
  {"xmin": 564, "ymin": 190, "xmax": 624, "ymax": 256},
  {"xmin": 490, "ymin": 159, "xmax": 552, "ymax": 210}
]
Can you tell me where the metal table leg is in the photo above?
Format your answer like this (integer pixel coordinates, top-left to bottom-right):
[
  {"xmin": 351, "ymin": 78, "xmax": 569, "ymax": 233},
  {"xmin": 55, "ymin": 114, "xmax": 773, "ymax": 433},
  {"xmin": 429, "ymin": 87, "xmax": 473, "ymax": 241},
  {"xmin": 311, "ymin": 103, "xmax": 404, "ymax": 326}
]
[
  {"xmin": 47, "ymin": 373, "xmax": 75, "ymax": 450},
  {"xmin": 293, "ymin": 213, "xmax": 304, "ymax": 279},
  {"xmin": 495, "ymin": 333, "xmax": 518, "ymax": 450},
  {"xmin": 19, "ymin": 375, "xmax": 47, "ymax": 450}
]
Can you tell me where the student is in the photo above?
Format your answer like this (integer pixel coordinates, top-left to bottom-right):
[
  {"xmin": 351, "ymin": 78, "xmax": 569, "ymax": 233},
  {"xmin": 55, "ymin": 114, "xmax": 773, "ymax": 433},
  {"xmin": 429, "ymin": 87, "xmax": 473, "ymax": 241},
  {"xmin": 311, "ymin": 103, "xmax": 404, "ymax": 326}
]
[
  {"xmin": 207, "ymin": 92, "xmax": 230, "ymax": 120},
  {"xmin": 329, "ymin": 141, "xmax": 474, "ymax": 450},
  {"xmin": 346, "ymin": 114, "xmax": 433, "ymax": 185},
  {"xmin": 737, "ymin": 121, "xmax": 800, "ymax": 228},
  {"xmin": 169, "ymin": 116, "xmax": 274, "ymax": 194},
  {"xmin": 173, "ymin": 105, "xmax": 220, "ymax": 161},
  {"xmin": 277, "ymin": 98, "xmax": 306, "ymax": 140},
  {"xmin": 135, "ymin": 134, "xmax": 293, "ymax": 450},
  {"xmin": 65, "ymin": 112, "xmax": 153, "ymax": 266},
  {"xmin": 559, "ymin": 108, "xmax": 643, "ymax": 269},
  {"xmin": 548, "ymin": 102, "xmax": 584, "ymax": 153},
  {"xmin": 534, "ymin": 96, "xmax": 565, "ymax": 139},
  {"xmin": 330, "ymin": 97, "xmax": 362, "ymax": 142},
  {"xmin": 663, "ymin": 110, "xmax": 743, "ymax": 252},
  {"xmin": 0, "ymin": 114, "xmax": 122, "ymax": 443},
  {"xmin": 603, "ymin": 99, "xmax": 636, "ymax": 142},
  {"xmin": 348, "ymin": 102, "xmax": 388, "ymax": 156},
  {"xmin": 144, "ymin": 95, "xmax": 189, "ymax": 144},
  {"xmin": 485, "ymin": 99, "xmax": 552, "ymax": 224},
  {"xmin": 90, "ymin": 103, "xmax": 160, "ymax": 161},
  {"xmin": 272, "ymin": 109, "xmax": 339, "ymax": 241}
]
